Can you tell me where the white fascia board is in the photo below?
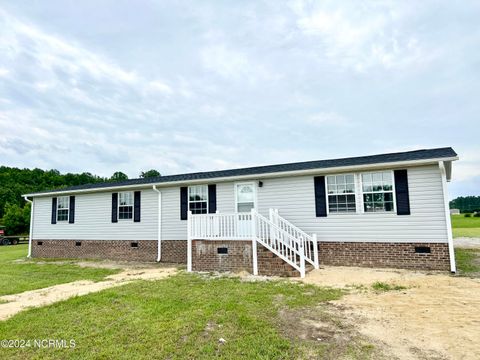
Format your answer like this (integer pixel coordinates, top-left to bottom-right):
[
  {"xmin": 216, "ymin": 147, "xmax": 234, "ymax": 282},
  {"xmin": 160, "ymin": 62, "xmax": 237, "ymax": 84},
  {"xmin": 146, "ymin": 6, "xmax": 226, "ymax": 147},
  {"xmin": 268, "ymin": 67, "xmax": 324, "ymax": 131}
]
[{"xmin": 23, "ymin": 156, "xmax": 459, "ymax": 198}]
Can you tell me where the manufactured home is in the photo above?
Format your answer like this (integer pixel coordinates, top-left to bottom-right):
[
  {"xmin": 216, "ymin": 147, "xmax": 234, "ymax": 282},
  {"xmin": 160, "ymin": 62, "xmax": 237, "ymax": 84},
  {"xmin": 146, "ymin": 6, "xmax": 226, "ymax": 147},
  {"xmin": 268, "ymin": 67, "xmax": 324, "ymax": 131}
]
[{"xmin": 23, "ymin": 147, "xmax": 458, "ymax": 277}]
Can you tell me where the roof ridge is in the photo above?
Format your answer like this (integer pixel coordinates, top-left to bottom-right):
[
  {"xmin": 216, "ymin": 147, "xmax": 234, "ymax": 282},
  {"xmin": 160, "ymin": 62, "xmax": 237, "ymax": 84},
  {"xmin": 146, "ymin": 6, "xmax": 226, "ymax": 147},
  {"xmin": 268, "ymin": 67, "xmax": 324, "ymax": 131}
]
[{"xmin": 24, "ymin": 147, "xmax": 457, "ymax": 196}]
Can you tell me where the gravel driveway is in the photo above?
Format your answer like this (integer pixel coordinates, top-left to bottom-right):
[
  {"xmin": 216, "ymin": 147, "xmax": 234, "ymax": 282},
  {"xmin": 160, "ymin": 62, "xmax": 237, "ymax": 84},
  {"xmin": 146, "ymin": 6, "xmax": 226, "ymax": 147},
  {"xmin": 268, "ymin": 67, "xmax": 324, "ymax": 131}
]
[{"xmin": 454, "ymin": 237, "xmax": 480, "ymax": 248}]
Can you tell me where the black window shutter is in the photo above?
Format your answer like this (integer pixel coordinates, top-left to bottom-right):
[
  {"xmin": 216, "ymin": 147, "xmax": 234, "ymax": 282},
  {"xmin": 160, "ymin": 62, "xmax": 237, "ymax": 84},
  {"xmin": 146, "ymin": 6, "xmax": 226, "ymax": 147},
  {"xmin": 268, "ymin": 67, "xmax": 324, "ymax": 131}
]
[
  {"xmin": 180, "ymin": 187, "xmax": 188, "ymax": 220},
  {"xmin": 69, "ymin": 196, "xmax": 75, "ymax": 223},
  {"xmin": 314, "ymin": 176, "xmax": 327, "ymax": 217},
  {"xmin": 112, "ymin": 193, "xmax": 118, "ymax": 223},
  {"xmin": 51, "ymin": 197, "xmax": 57, "ymax": 224},
  {"xmin": 394, "ymin": 169, "xmax": 411, "ymax": 215},
  {"xmin": 208, "ymin": 184, "xmax": 217, "ymax": 213},
  {"xmin": 134, "ymin": 191, "xmax": 141, "ymax": 222}
]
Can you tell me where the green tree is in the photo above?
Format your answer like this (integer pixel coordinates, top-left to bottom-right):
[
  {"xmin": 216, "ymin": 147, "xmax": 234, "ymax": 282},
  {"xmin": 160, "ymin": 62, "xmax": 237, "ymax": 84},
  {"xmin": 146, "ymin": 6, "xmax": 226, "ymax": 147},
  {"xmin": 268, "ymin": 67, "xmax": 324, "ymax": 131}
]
[
  {"xmin": 3, "ymin": 202, "xmax": 30, "ymax": 235},
  {"xmin": 450, "ymin": 196, "xmax": 480, "ymax": 213},
  {"xmin": 110, "ymin": 172, "xmax": 129, "ymax": 182},
  {"xmin": 140, "ymin": 169, "xmax": 161, "ymax": 178}
]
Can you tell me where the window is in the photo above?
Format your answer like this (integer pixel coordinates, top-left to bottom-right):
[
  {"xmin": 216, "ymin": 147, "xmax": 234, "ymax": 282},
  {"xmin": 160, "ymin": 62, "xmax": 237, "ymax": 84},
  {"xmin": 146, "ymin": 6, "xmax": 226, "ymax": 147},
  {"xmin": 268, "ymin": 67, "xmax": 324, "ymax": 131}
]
[
  {"xmin": 361, "ymin": 171, "xmax": 394, "ymax": 212},
  {"xmin": 326, "ymin": 174, "xmax": 356, "ymax": 213},
  {"xmin": 118, "ymin": 192, "xmax": 133, "ymax": 219},
  {"xmin": 188, "ymin": 185, "xmax": 208, "ymax": 214},
  {"xmin": 236, "ymin": 183, "xmax": 255, "ymax": 212},
  {"xmin": 57, "ymin": 196, "xmax": 69, "ymax": 221}
]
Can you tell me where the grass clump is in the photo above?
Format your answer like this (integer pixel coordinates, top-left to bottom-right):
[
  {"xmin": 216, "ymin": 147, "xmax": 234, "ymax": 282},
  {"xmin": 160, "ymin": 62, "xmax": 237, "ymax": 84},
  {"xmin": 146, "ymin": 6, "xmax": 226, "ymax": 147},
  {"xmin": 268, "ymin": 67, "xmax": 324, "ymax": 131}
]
[{"xmin": 371, "ymin": 282, "xmax": 407, "ymax": 292}]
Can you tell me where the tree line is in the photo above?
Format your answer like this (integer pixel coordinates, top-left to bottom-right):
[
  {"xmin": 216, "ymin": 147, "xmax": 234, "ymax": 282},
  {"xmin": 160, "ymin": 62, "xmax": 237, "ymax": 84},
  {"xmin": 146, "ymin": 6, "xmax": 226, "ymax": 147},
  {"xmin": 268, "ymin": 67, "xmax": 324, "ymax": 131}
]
[
  {"xmin": 0, "ymin": 166, "xmax": 160, "ymax": 235},
  {"xmin": 449, "ymin": 196, "xmax": 480, "ymax": 213}
]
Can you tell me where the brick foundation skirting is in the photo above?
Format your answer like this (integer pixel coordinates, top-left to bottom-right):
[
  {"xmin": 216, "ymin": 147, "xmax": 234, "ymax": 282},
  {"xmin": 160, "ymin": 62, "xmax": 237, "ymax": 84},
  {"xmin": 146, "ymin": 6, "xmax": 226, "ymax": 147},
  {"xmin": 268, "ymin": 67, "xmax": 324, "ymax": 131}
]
[
  {"xmin": 31, "ymin": 239, "xmax": 451, "ymax": 272},
  {"xmin": 31, "ymin": 239, "xmax": 187, "ymax": 264},
  {"xmin": 192, "ymin": 240, "xmax": 299, "ymax": 277},
  {"xmin": 319, "ymin": 242, "xmax": 450, "ymax": 270},
  {"xmin": 160, "ymin": 240, "xmax": 187, "ymax": 263}
]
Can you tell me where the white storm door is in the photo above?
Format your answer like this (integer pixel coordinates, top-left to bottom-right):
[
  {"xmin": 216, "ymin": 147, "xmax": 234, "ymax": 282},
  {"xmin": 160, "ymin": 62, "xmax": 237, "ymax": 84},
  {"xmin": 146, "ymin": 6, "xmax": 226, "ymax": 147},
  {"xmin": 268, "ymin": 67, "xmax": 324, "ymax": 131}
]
[{"xmin": 235, "ymin": 182, "xmax": 257, "ymax": 237}]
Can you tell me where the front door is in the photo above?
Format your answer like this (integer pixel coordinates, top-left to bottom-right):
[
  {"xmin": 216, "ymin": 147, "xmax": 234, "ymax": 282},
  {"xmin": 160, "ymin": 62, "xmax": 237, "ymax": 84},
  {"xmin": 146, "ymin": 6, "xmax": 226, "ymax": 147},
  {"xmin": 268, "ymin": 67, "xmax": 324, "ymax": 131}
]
[{"xmin": 235, "ymin": 182, "xmax": 257, "ymax": 237}]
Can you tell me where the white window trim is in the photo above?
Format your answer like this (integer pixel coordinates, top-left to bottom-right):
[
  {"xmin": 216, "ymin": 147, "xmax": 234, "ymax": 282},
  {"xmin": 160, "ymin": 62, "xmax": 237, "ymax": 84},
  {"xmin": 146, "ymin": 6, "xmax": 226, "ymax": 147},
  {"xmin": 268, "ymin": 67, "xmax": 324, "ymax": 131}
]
[
  {"xmin": 118, "ymin": 191, "xmax": 134, "ymax": 221},
  {"xmin": 235, "ymin": 181, "xmax": 257, "ymax": 213},
  {"xmin": 188, "ymin": 185, "xmax": 209, "ymax": 214},
  {"xmin": 359, "ymin": 170, "xmax": 397, "ymax": 214},
  {"xmin": 57, "ymin": 196, "xmax": 69, "ymax": 222},
  {"xmin": 324, "ymin": 173, "xmax": 357, "ymax": 215}
]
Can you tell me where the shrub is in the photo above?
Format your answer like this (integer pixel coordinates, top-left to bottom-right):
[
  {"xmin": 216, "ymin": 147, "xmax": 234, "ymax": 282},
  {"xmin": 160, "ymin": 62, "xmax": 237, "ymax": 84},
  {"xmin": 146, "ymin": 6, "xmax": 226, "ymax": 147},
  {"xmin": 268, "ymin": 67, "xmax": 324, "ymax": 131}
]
[
  {"xmin": 474, "ymin": 213, "xmax": 480, "ymax": 218},
  {"xmin": 464, "ymin": 213, "xmax": 472, "ymax": 217}
]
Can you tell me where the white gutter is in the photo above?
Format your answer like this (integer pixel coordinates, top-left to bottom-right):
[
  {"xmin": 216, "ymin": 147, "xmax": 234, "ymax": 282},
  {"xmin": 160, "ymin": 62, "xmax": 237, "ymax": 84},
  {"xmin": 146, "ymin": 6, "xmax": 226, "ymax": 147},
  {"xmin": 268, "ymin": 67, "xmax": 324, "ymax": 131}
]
[
  {"xmin": 152, "ymin": 185, "xmax": 162, "ymax": 262},
  {"xmin": 23, "ymin": 196, "xmax": 34, "ymax": 258},
  {"xmin": 22, "ymin": 156, "xmax": 459, "ymax": 198},
  {"xmin": 439, "ymin": 161, "xmax": 456, "ymax": 273}
]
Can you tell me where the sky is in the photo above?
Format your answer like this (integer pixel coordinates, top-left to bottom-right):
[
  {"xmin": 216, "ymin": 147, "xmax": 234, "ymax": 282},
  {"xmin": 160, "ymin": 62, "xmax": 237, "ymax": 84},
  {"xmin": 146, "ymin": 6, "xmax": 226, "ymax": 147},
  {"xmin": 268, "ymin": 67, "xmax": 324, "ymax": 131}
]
[{"xmin": 0, "ymin": 0, "xmax": 479, "ymax": 198}]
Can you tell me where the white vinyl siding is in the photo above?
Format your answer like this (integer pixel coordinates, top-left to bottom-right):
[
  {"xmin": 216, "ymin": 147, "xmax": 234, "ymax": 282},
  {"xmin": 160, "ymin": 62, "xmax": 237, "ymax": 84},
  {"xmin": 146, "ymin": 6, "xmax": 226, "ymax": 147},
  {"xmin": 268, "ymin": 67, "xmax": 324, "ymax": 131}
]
[
  {"xmin": 257, "ymin": 165, "xmax": 448, "ymax": 243},
  {"xmin": 161, "ymin": 182, "xmax": 235, "ymax": 240},
  {"xmin": 31, "ymin": 164, "xmax": 449, "ymax": 244},
  {"xmin": 32, "ymin": 190, "xmax": 157, "ymax": 240}
]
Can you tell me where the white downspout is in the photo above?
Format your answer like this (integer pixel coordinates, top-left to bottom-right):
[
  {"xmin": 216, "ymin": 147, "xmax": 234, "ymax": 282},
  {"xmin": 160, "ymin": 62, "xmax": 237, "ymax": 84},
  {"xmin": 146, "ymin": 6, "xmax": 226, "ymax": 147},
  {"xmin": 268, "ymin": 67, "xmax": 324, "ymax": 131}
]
[
  {"xmin": 439, "ymin": 161, "xmax": 456, "ymax": 273},
  {"xmin": 152, "ymin": 186, "xmax": 162, "ymax": 262},
  {"xmin": 23, "ymin": 196, "xmax": 34, "ymax": 258}
]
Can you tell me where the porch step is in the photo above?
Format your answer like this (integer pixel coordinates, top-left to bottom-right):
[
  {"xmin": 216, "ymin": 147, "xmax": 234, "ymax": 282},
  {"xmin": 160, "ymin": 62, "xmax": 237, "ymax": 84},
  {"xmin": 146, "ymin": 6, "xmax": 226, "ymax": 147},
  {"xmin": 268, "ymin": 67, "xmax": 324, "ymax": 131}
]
[{"xmin": 256, "ymin": 245, "xmax": 315, "ymax": 277}]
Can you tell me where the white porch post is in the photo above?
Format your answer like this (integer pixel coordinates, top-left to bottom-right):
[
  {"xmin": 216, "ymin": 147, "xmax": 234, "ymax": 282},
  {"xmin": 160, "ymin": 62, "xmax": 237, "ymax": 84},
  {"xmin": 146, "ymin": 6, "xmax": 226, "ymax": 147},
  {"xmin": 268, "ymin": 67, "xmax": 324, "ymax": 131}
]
[
  {"xmin": 312, "ymin": 233, "xmax": 319, "ymax": 269},
  {"xmin": 251, "ymin": 209, "xmax": 258, "ymax": 276},
  {"xmin": 187, "ymin": 210, "xmax": 192, "ymax": 272},
  {"xmin": 299, "ymin": 243, "xmax": 306, "ymax": 278}
]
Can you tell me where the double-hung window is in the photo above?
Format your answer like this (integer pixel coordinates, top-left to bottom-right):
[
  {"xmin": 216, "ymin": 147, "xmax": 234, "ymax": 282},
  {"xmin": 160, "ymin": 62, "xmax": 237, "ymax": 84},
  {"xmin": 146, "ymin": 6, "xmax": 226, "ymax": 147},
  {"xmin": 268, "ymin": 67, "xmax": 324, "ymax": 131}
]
[
  {"xmin": 361, "ymin": 171, "xmax": 394, "ymax": 212},
  {"xmin": 326, "ymin": 174, "xmax": 356, "ymax": 213},
  {"xmin": 189, "ymin": 185, "xmax": 208, "ymax": 214},
  {"xmin": 118, "ymin": 192, "xmax": 133, "ymax": 219},
  {"xmin": 57, "ymin": 196, "xmax": 69, "ymax": 222}
]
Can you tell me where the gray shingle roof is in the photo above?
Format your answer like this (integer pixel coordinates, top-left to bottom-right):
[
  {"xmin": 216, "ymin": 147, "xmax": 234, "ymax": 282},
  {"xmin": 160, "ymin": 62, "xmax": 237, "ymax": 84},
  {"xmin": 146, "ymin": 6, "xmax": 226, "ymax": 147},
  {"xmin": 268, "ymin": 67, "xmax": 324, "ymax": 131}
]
[{"xmin": 28, "ymin": 147, "xmax": 457, "ymax": 195}]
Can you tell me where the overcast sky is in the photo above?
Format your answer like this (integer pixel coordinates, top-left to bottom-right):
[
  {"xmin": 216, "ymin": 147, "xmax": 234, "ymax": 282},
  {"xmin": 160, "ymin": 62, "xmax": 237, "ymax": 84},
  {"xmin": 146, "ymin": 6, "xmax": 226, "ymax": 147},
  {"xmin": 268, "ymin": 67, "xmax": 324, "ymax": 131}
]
[{"xmin": 0, "ymin": 1, "xmax": 478, "ymax": 198}]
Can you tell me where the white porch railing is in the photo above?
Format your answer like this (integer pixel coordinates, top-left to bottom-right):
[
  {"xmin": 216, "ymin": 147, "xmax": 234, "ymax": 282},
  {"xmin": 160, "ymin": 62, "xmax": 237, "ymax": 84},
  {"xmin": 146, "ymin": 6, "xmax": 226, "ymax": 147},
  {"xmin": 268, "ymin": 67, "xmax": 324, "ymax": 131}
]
[
  {"xmin": 251, "ymin": 210, "xmax": 305, "ymax": 277},
  {"xmin": 269, "ymin": 209, "xmax": 319, "ymax": 269},
  {"xmin": 187, "ymin": 209, "xmax": 318, "ymax": 278},
  {"xmin": 189, "ymin": 212, "xmax": 252, "ymax": 240}
]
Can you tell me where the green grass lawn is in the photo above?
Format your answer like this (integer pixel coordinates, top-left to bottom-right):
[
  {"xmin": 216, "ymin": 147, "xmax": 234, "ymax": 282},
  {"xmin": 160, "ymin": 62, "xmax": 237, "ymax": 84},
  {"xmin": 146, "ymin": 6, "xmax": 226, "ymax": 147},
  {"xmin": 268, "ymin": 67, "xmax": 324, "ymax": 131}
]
[
  {"xmin": 0, "ymin": 244, "xmax": 119, "ymax": 296},
  {"xmin": 0, "ymin": 273, "xmax": 374, "ymax": 360},
  {"xmin": 455, "ymin": 248, "xmax": 480, "ymax": 275},
  {"xmin": 451, "ymin": 215, "xmax": 480, "ymax": 238}
]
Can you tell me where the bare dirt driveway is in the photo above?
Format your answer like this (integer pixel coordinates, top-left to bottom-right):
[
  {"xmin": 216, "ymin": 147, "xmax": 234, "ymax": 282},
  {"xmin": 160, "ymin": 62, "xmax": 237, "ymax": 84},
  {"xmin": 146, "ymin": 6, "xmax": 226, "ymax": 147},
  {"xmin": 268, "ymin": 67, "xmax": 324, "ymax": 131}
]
[{"xmin": 302, "ymin": 266, "xmax": 480, "ymax": 360}]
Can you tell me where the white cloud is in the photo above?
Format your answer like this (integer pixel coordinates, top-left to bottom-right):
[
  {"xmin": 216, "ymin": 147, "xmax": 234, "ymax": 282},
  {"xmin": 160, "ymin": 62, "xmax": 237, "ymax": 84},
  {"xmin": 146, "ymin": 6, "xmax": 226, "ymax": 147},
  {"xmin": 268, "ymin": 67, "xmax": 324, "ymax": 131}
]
[
  {"xmin": 200, "ymin": 44, "xmax": 277, "ymax": 83},
  {"xmin": 293, "ymin": 2, "xmax": 427, "ymax": 72},
  {"xmin": 306, "ymin": 111, "xmax": 350, "ymax": 126},
  {"xmin": 147, "ymin": 81, "xmax": 173, "ymax": 95}
]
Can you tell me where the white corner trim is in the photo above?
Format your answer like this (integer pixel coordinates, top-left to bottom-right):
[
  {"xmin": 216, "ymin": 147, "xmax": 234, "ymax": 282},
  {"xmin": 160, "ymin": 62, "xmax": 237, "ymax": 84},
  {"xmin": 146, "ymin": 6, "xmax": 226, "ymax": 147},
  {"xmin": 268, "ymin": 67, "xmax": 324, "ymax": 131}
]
[
  {"xmin": 152, "ymin": 186, "xmax": 162, "ymax": 262},
  {"xmin": 24, "ymin": 196, "xmax": 34, "ymax": 258},
  {"xmin": 439, "ymin": 161, "xmax": 456, "ymax": 273}
]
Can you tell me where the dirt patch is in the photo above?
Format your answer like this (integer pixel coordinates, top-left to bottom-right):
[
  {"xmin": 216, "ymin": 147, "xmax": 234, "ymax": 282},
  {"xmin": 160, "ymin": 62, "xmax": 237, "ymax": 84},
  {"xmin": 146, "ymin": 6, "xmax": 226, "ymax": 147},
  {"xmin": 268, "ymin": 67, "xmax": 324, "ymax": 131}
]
[
  {"xmin": 0, "ymin": 266, "xmax": 177, "ymax": 321},
  {"xmin": 302, "ymin": 266, "xmax": 480, "ymax": 360},
  {"xmin": 277, "ymin": 305, "xmax": 382, "ymax": 359}
]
